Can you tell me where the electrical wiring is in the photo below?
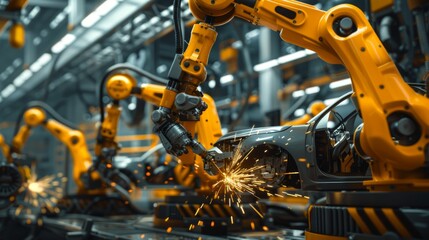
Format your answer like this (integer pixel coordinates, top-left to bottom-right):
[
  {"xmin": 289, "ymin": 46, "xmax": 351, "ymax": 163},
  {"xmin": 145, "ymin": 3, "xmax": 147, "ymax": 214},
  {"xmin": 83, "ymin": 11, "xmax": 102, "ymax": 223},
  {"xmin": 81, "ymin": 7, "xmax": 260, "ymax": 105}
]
[
  {"xmin": 75, "ymin": 77, "xmax": 96, "ymax": 111},
  {"xmin": 12, "ymin": 101, "xmax": 78, "ymax": 142},
  {"xmin": 42, "ymin": 51, "xmax": 64, "ymax": 101},
  {"xmin": 173, "ymin": 0, "xmax": 184, "ymax": 54}
]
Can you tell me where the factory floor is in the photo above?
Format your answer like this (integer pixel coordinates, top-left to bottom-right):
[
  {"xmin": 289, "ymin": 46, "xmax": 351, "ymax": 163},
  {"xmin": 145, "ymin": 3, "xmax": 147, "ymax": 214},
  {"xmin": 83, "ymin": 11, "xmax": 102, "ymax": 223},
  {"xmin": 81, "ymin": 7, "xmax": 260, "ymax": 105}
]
[{"xmin": 0, "ymin": 214, "xmax": 305, "ymax": 240}]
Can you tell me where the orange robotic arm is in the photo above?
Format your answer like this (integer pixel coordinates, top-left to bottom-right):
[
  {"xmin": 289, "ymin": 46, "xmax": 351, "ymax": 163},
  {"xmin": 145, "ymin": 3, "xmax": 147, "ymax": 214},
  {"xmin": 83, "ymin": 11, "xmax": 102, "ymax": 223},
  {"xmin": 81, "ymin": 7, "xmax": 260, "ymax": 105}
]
[
  {"xmin": 156, "ymin": 0, "xmax": 429, "ymax": 190},
  {"xmin": 104, "ymin": 72, "xmax": 223, "ymax": 148},
  {"xmin": 150, "ymin": 20, "xmax": 219, "ymax": 166},
  {"xmin": 103, "ymin": 72, "xmax": 222, "ymax": 189},
  {"xmin": 0, "ymin": 134, "xmax": 10, "ymax": 161},
  {"xmin": 11, "ymin": 106, "xmax": 94, "ymax": 193},
  {"xmin": 0, "ymin": 0, "xmax": 28, "ymax": 48}
]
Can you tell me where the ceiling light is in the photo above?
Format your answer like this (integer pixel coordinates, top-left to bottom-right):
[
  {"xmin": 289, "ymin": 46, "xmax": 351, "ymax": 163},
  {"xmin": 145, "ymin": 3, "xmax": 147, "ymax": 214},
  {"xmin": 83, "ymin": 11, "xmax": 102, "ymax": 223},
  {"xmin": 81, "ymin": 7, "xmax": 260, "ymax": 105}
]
[
  {"xmin": 38, "ymin": 53, "xmax": 52, "ymax": 65},
  {"xmin": 5, "ymin": 66, "xmax": 14, "ymax": 74},
  {"xmin": 120, "ymin": 34, "xmax": 130, "ymax": 43},
  {"xmin": 136, "ymin": 22, "xmax": 149, "ymax": 32},
  {"xmin": 294, "ymin": 108, "xmax": 305, "ymax": 117},
  {"xmin": 133, "ymin": 14, "xmax": 146, "ymax": 24},
  {"xmin": 30, "ymin": 53, "xmax": 52, "ymax": 72},
  {"xmin": 183, "ymin": 8, "xmax": 192, "ymax": 16},
  {"xmin": 62, "ymin": 33, "xmax": 76, "ymax": 45},
  {"xmin": 1, "ymin": 84, "xmax": 16, "ymax": 98},
  {"xmin": 279, "ymin": 49, "xmax": 315, "ymax": 64},
  {"xmin": 163, "ymin": 20, "xmax": 172, "ymax": 28},
  {"xmin": 122, "ymin": 23, "xmax": 132, "ymax": 31},
  {"xmin": 95, "ymin": 0, "xmax": 118, "ymax": 16},
  {"xmin": 231, "ymin": 41, "xmax": 243, "ymax": 49},
  {"xmin": 50, "ymin": 11, "xmax": 67, "ymax": 29},
  {"xmin": 329, "ymin": 78, "xmax": 351, "ymax": 89},
  {"xmin": 156, "ymin": 64, "xmax": 168, "ymax": 74},
  {"xmin": 292, "ymin": 90, "xmax": 305, "ymax": 98},
  {"xmin": 28, "ymin": 6, "xmax": 41, "ymax": 19},
  {"xmin": 12, "ymin": 59, "xmax": 22, "ymax": 67},
  {"xmin": 81, "ymin": 12, "xmax": 101, "ymax": 28},
  {"xmin": 33, "ymin": 37, "xmax": 41, "ymax": 45},
  {"xmin": 160, "ymin": 9, "xmax": 170, "ymax": 17},
  {"xmin": 150, "ymin": 16, "xmax": 160, "ymax": 24},
  {"xmin": 305, "ymin": 86, "xmax": 320, "ymax": 95},
  {"xmin": 255, "ymin": 49, "xmax": 316, "ymax": 72},
  {"xmin": 245, "ymin": 29, "xmax": 260, "ymax": 40},
  {"xmin": 208, "ymin": 80, "xmax": 216, "ymax": 88},
  {"xmin": 324, "ymin": 98, "xmax": 350, "ymax": 106},
  {"xmin": 278, "ymin": 50, "xmax": 306, "ymax": 64},
  {"xmin": 13, "ymin": 70, "xmax": 33, "ymax": 87},
  {"xmin": 51, "ymin": 42, "xmax": 66, "ymax": 54},
  {"xmin": 51, "ymin": 33, "xmax": 76, "ymax": 53},
  {"xmin": 253, "ymin": 59, "xmax": 279, "ymax": 72},
  {"xmin": 128, "ymin": 102, "xmax": 136, "ymax": 110},
  {"xmin": 220, "ymin": 74, "xmax": 234, "ymax": 85},
  {"xmin": 22, "ymin": 17, "xmax": 30, "ymax": 25},
  {"xmin": 30, "ymin": 63, "xmax": 42, "ymax": 72}
]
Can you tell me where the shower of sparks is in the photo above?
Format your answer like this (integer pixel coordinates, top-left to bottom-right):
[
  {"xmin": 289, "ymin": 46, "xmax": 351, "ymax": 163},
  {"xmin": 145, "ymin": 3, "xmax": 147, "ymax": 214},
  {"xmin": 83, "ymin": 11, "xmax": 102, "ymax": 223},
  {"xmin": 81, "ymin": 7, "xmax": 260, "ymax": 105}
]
[
  {"xmin": 17, "ymin": 166, "xmax": 67, "ymax": 216},
  {"xmin": 189, "ymin": 140, "xmax": 273, "ymax": 227},
  {"xmin": 210, "ymin": 142, "xmax": 266, "ymax": 207},
  {"xmin": 188, "ymin": 129, "xmax": 308, "ymax": 232}
]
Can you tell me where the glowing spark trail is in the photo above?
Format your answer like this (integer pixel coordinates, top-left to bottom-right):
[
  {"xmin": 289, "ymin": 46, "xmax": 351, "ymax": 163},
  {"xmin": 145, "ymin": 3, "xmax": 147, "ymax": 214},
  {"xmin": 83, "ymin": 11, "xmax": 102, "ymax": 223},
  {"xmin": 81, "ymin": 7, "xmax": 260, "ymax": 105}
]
[
  {"xmin": 190, "ymin": 136, "xmax": 303, "ymax": 231},
  {"xmin": 16, "ymin": 165, "xmax": 67, "ymax": 217},
  {"xmin": 207, "ymin": 142, "xmax": 268, "ymax": 220},
  {"xmin": 23, "ymin": 173, "xmax": 66, "ymax": 212}
]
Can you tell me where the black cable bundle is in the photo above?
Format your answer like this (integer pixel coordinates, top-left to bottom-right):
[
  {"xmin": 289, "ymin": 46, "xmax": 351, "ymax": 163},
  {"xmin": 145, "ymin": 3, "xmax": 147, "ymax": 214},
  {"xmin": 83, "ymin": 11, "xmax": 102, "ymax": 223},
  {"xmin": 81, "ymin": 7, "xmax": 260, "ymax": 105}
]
[
  {"xmin": 13, "ymin": 101, "xmax": 78, "ymax": 139},
  {"xmin": 173, "ymin": 0, "xmax": 184, "ymax": 54}
]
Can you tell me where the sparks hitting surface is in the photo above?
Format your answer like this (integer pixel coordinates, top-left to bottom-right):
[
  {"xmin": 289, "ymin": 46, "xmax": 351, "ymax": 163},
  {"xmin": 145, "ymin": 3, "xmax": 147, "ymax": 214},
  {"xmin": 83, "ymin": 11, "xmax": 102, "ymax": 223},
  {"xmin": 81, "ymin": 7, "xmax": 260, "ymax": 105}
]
[
  {"xmin": 16, "ymin": 166, "xmax": 67, "ymax": 216},
  {"xmin": 201, "ymin": 141, "xmax": 269, "ymax": 223},
  {"xmin": 211, "ymin": 142, "xmax": 266, "ymax": 204},
  {"xmin": 188, "ymin": 132, "xmax": 308, "ymax": 230}
]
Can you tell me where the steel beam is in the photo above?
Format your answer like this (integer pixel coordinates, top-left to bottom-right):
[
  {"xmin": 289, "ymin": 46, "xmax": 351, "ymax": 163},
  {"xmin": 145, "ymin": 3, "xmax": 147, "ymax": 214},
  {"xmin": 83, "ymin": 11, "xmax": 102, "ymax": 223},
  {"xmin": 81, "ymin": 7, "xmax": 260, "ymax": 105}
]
[{"xmin": 258, "ymin": 28, "xmax": 282, "ymax": 124}]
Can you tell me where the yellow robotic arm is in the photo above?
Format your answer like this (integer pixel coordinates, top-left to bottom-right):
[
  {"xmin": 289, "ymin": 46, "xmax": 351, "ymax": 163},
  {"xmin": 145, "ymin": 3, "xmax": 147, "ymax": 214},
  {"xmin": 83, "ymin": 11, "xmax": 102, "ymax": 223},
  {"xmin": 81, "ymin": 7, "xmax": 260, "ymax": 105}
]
[
  {"xmin": 0, "ymin": 0, "xmax": 28, "ymax": 48},
  {"xmin": 99, "ymin": 71, "xmax": 222, "ymax": 190},
  {"xmin": 0, "ymin": 134, "xmax": 10, "ymax": 160},
  {"xmin": 10, "ymin": 104, "xmax": 95, "ymax": 194},
  {"xmin": 154, "ymin": 0, "xmax": 429, "ymax": 190}
]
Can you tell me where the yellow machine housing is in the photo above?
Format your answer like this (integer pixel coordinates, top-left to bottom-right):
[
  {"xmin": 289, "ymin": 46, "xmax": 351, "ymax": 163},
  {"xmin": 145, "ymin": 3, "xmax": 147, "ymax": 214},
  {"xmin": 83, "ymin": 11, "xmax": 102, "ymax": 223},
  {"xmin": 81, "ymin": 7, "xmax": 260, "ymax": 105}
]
[
  {"xmin": 164, "ymin": 0, "xmax": 429, "ymax": 191},
  {"xmin": 10, "ymin": 107, "xmax": 101, "ymax": 194},
  {"xmin": 0, "ymin": 0, "xmax": 28, "ymax": 48},
  {"xmin": 100, "ymin": 73, "xmax": 222, "ymax": 190}
]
